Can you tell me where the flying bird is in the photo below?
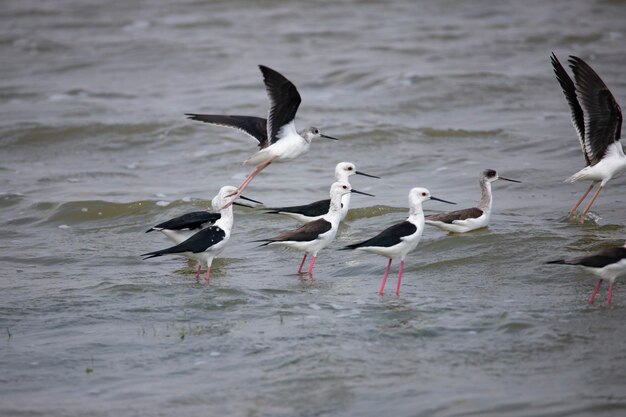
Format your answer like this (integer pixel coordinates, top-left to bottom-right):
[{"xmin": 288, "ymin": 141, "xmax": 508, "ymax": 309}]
[
  {"xmin": 551, "ymin": 53, "xmax": 624, "ymax": 221},
  {"xmin": 186, "ymin": 65, "xmax": 338, "ymax": 207}
]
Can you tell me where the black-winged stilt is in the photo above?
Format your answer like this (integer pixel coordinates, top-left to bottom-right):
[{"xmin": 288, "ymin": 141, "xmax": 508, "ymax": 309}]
[
  {"xmin": 551, "ymin": 53, "xmax": 625, "ymax": 221},
  {"xmin": 186, "ymin": 65, "xmax": 338, "ymax": 207},
  {"xmin": 141, "ymin": 185, "xmax": 241, "ymax": 282},
  {"xmin": 343, "ymin": 188, "xmax": 455, "ymax": 296},
  {"xmin": 146, "ymin": 194, "xmax": 262, "ymax": 244},
  {"xmin": 547, "ymin": 242, "xmax": 626, "ymax": 306},
  {"xmin": 264, "ymin": 162, "xmax": 379, "ymax": 223},
  {"xmin": 255, "ymin": 182, "xmax": 373, "ymax": 275},
  {"xmin": 425, "ymin": 169, "xmax": 520, "ymax": 233}
]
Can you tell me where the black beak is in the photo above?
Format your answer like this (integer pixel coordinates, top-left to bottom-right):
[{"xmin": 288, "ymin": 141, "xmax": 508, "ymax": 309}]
[
  {"xmin": 320, "ymin": 134, "xmax": 339, "ymax": 140},
  {"xmin": 233, "ymin": 201, "xmax": 254, "ymax": 208},
  {"xmin": 498, "ymin": 176, "xmax": 521, "ymax": 183},
  {"xmin": 351, "ymin": 189, "xmax": 375, "ymax": 197},
  {"xmin": 355, "ymin": 171, "xmax": 381, "ymax": 179},
  {"xmin": 239, "ymin": 195, "xmax": 263, "ymax": 205},
  {"xmin": 431, "ymin": 196, "xmax": 456, "ymax": 205}
]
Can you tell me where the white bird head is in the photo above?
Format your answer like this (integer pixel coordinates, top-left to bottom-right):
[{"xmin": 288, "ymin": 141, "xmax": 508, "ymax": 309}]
[
  {"xmin": 335, "ymin": 162, "xmax": 380, "ymax": 182},
  {"xmin": 301, "ymin": 127, "xmax": 338, "ymax": 142},
  {"xmin": 213, "ymin": 186, "xmax": 238, "ymax": 210},
  {"xmin": 408, "ymin": 187, "xmax": 456, "ymax": 208},
  {"xmin": 329, "ymin": 181, "xmax": 375, "ymax": 200}
]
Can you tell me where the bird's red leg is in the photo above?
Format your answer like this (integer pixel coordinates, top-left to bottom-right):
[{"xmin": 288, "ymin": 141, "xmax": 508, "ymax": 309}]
[
  {"xmin": 205, "ymin": 267, "xmax": 211, "ymax": 284},
  {"xmin": 378, "ymin": 258, "xmax": 393, "ymax": 295},
  {"xmin": 569, "ymin": 183, "xmax": 594, "ymax": 215},
  {"xmin": 307, "ymin": 256, "xmax": 316, "ymax": 276},
  {"xmin": 588, "ymin": 279, "xmax": 603, "ymax": 304},
  {"xmin": 607, "ymin": 281, "xmax": 614, "ymax": 307},
  {"xmin": 579, "ymin": 185, "xmax": 604, "ymax": 221},
  {"xmin": 196, "ymin": 264, "xmax": 201, "ymax": 281},
  {"xmin": 395, "ymin": 260, "xmax": 404, "ymax": 296},
  {"xmin": 222, "ymin": 157, "xmax": 277, "ymax": 208},
  {"xmin": 297, "ymin": 254, "xmax": 308, "ymax": 274}
]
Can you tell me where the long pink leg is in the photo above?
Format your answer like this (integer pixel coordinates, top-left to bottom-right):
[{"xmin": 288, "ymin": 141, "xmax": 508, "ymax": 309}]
[
  {"xmin": 607, "ymin": 281, "xmax": 614, "ymax": 307},
  {"xmin": 297, "ymin": 254, "xmax": 308, "ymax": 274},
  {"xmin": 196, "ymin": 264, "xmax": 202, "ymax": 281},
  {"xmin": 588, "ymin": 279, "xmax": 603, "ymax": 304},
  {"xmin": 395, "ymin": 260, "xmax": 404, "ymax": 296},
  {"xmin": 307, "ymin": 256, "xmax": 316, "ymax": 275},
  {"xmin": 222, "ymin": 157, "xmax": 276, "ymax": 208},
  {"xmin": 569, "ymin": 183, "xmax": 595, "ymax": 214},
  {"xmin": 205, "ymin": 267, "xmax": 211, "ymax": 284},
  {"xmin": 378, "ymin": 258, "xmax": 393, "ymax": 295},
  {"xmin": 580, "ymin": 186, "xmax": 604, "ymax": 220}
]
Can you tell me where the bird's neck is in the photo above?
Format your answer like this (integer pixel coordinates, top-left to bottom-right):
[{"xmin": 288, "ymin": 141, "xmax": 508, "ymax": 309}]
[
  {"xmin": 298, "ymin": 130, "xmax": 312, "ymax": 144},
  {"xmin": 216, "ymin": 207, "xmax": 233, "ymax": 232},
  {"xmin": 478, "ymin": 179, "xmax": 493, "ymax": 211},
  {"xmin": 408, "ymin": 203, "xmax": 425, "ymax": 221},
  {"xmin": 326, "ymin": 194, "xmax": 344, "ymax": 222},
  {"xmin": 335, "ymin": 172, "xmax": 350, "ymax": 182}
]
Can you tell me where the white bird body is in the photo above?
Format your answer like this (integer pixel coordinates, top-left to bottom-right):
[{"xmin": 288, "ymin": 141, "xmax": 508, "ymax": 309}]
[
  {"xmin": 566, "ymin": 142, "xmax": 626, "ymax": 186},
  {"xmin": 244, "ymin": 122, "xmax": 310, "ymax": 165}
]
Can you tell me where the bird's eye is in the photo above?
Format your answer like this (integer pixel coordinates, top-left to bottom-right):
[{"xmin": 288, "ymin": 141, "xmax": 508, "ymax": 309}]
[
  {"xmin": 421, "ymin": 192, "xmax": 427, "ymax": 196},
  {"xmin": 313, "ymin": 128, "xmax": 319, "ymax": 134},
  {"xmin": 342, "ymin": 185, "xmax": 348, "ymax": 189},
  {"xmin": 348, "ymin": 166, "xmax": 353, "ymax": 171}
]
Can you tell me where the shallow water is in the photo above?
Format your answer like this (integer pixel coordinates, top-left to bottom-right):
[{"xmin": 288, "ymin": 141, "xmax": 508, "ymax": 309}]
[{"xmin": 1, "ymin": 0, "xmax": 626, "ymax": 416}]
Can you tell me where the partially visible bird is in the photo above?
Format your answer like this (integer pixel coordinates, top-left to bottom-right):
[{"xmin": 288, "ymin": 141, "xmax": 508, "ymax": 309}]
[
  {"xmin": 343, "ymin": 188, "xmax": 455, "ymax": 296},
  {"xmin": 141, "ymin": 185, "xmax": 241, "ymax": 282},
  {"xmin": 264, "ymin": 161, "xmax": 379, "ymax": 223},
  {"xmin": 547, "ymin": 242, "xmax": 626, "ymax": 306},
  {"xmin": 551, "ymin": 53, "xmax": 625, "ymax": 220},
  {"xmin": 255, "ymin": 182, "xmax": 373, "ymax": 275},
  {"xmin": 186, "ymin": 65, "xmax": 338, "ymax": 207},
  {"xmin": 146, "ymin": 194, "xmax": 262, "ymax": 244},
  {"xmin": 425, "ymin": 169, "xmax": 520, "ymax": 233}
]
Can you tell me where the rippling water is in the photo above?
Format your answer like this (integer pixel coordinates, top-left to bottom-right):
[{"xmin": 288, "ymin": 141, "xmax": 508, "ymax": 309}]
[{"xmin": 2, "ymin": 0, "xmax": 626, "ymax": 416}]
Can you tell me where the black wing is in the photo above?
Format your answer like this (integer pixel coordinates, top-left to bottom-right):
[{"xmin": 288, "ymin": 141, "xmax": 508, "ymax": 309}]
[
  {"xmin": 146, "ymin": 211, "xmax": 221, "ymax": 233},
  {"xmin": 547, "ymin": 246, "xmax": 626, "ymax": 268},
  {"xmin": 426, "ymin": 207, "xmax": 483, "ymax": 224},
  {"xmin": 551, "ymin": 53, "xmax": 589, "ymax": 165},
  {"xmin": 257, "ymin": 218, "xmax": 331, "ymax": 245},
  {"xmin": 569, "ymin": 55, "xmax": 623, "ymax": 165},
  {"xmin": 265, "ymin": 199, "xmax": 330, "ymax": 217},
  {"xmin": 185, "ymin": 114, "xmax": 269, "ymax": 149},
  {"xmin": 142, "ymin": 226, "xmax": 226, "ymax": 259},
  {"xmin": 344, "ymin": 221, "xmax": 417, "ymax": 249},
  {"xmin": 259, "ymin": 65, "xmax": 302, "ymax": 144}
]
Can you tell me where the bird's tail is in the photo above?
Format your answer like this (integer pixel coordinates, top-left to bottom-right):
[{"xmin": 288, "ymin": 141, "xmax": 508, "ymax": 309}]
[
  {"xmin": 251, "ymin": 239, "xmax": 272, "ymax": 247},
  {"xmin": 145, "ymin": 227, "xmax": 156, "ymax": 233},
  {"xmin": 141, "ymin": 250, "xmax": 163, "ymax": 260},
  {"xmin": 545, "ymin": 259, "xmax": 576, "ymax": 265},
  {"xmin": 564, "ymin": 168, "xmax": 589, "ymax": 183},
  {"xmin": 340, "ymin": 243, "xmax": 360, "ymax": 251}
]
